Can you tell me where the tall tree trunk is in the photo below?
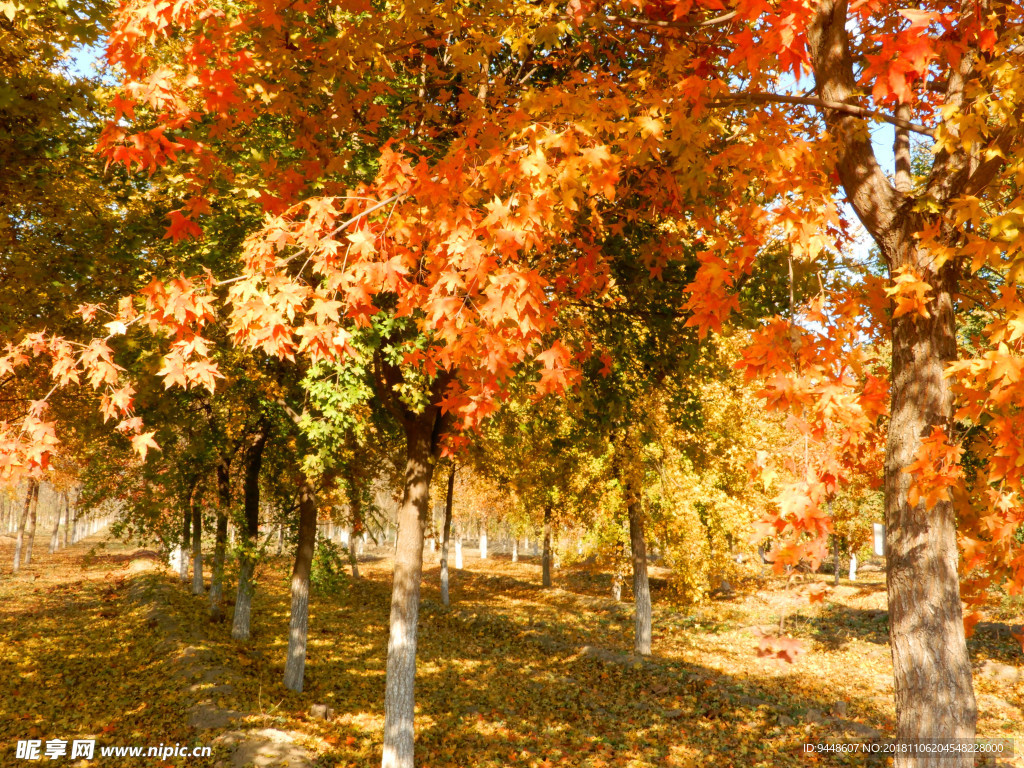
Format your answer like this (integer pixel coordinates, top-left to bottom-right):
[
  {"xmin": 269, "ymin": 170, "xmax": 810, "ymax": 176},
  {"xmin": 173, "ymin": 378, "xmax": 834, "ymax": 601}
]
[
  {"xmin": 440, "ymin": 464, "xmax": 454, "ymax": 608},
  {"xmin": 179, "ymin": 493, "xmax": 191, "ymax": 582},
  {"xmin": 283, "ymin": 475, "xmax": 318, "ymax": 692},
  {"xmin": 344, "ymin": 466, "xmax": 363, "ymax": 580},
  {"xmin": 13, "ymin": 479, "xmax": 35, "ymax": 573},
  {"xmin": 833, "ymin": 535, "xmax": 840, "ymax": 586},
  {"xmin": 23, "ymin": 480, "xmax": 39, "ymax": 566},
  {"xmin": 63, "ymin": 492, "xmax": 71, "ymax": 548},
  {"xmin": 542, "ymin": 506, "xmax": 552, "ymax": 588},
  {"xmin": 627, "ymin": 497, "xmax": 652, "ymax": 656},
  {"xmin": 805, "ymin": 1, "xmax": 979, "ymax": 761},
  {"xmin": 209, "ymin": 510, "xmax": 228, "ymax": 620},
  {"xmin": 347, "ymin": 527, "xmax": 360, "ymax": 579},
  {"xmin": 210, "ymin": 462, "xmax": 231, "ymax": 621},
  {"xmin": 381, "ymin": 409, "xmax": 442, "ymax": 768},
  {"xmin": 49, "ymin": 491, "xmax": 64, "ymax": 555},
  {"xmin": 233, "ymin": 430, "xmax": 267, "ymax": 642},
  {"xmin": 884, "ymin": 257, "xmax": 975, "ymax": 760},
  {"xmin": 192, "ymin": 498, "xmax": 204, "ymax": 595}
]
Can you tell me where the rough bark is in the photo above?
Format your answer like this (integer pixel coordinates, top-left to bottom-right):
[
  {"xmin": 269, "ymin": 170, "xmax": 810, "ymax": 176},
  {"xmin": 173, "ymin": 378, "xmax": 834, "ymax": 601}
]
[
  {"xmin": 23, "ymin": 480, "xmax": 39, "ymax": 566},
  {"xmin": 542, "ymin": 506, "xmax": 552, "ymax": 588},
  {"xmin": 13, "ymin": 480, "xmax": 35, "ymax": 573},
  {"xmin": 283, "ymin": 475, "xmax": 318, "ymax": 692},
  {"xmin": 381, "ymin": 409, "xmax": 442, "ymax": 768},
  {"xmin": 232, "ymin": 430, "xmax": 267, "ymax": 642},
  {"xmin": 627, "ymin": 496, "xmax": 652, "ymax": 656},
  {"xmin": 882, "ymin": 260, "xmax": 976, "ymax": 761},
  {"xmin": 191, "ymin": 499, "xmax": 204, "ymax": 595},
  {"xmin": 440, "ymin": 464, "xmax": 455, "ymax": 607},
  {"xmin": 807, "ymin": 0, "xmax": 978, "ymax": 760}
]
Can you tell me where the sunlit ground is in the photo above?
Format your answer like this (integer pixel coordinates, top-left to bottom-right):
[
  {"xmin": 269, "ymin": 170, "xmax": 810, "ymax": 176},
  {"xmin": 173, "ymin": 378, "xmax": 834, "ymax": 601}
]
[{"xmin": 0, "ymin": 533, "xmax": 1021, "ymax": 767}]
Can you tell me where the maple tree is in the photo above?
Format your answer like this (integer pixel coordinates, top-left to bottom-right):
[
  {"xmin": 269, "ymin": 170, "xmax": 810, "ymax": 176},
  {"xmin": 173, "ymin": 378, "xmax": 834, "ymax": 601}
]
[
  {"xmin": 575, "ymin": 0, "xmax": 1023, "ymax": 761},
  {"xmin": 82, "ymin": 3, "xmax": 629, "ymax": 763},
  {"xmin": 3, "ymin": 0, "xmax": 1024, "ymax": 763}
]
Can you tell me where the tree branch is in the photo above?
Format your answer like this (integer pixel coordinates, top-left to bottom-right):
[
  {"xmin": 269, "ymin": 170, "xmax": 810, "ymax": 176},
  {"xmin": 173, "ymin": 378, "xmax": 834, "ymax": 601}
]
[
  {"xmin": 372, "ymin": 350, "xmax": 412, "ymax": 429},
  {"xmin": 561, "ymin": 10, "xmax": 738, "ymax": 29},
  {"xmin": 711, "ymin": 91, "xmax": 935, "ymax": 137},
  {"xmin": 806, "ymin": 0, "xmax": 902, "ymax": 248},
  {"xmin": 894, "ymin": 105, "xmax": 912, "ymax": 194}
]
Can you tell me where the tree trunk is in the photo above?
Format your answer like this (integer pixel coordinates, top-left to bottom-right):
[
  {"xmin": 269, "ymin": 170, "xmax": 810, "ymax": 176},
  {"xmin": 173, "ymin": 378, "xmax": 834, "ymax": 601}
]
[
  {"xmin": 479, "ymin": 523, "xmax": 487, "ymax": 560},
  {"xmin": 23, "ymin": 480, "xmax": 39, "ymax": 566},
  {"xmin": 210, "ymin": 511, "xmax": 228, "ymax": 620},
  {"xmin": 232, "ymin": 430, "xmax": 267, "ymax": 642},
  {"xmin": 440, "ymin": 464, "xmax": 454, "ymax": 608},
  {"xmin": 344, "ymin": 466, "xmax": 363, "ymax": 580},
  {"xmin": 191, "ymin": 499, "xmax": 204, "ymax": 595},
  {"xmin": 511, "ymin": 537, "xmax": 518, "ymax": 563},
  {"xmin": 210, "ymin": 462, "xmax": 231, "ymax": 621},
  {"xmin": 883, "ymin": 259, "xmax": 976, "ymax": 761},
  {"xmin": 13, "ymin": 480, "xmax": 35, "ymax": 573},
  {"xmin": 542, "ymin": 506, "xmax": 552, "ymax": 588},
  {"xmin": 179, "ymin": 495, "xmax": 191, "ymax": 582},
  {"xmin": 381, "ymin": 409, "xmax": 442, "ymax": 768},
  {"xmin": 849, "ymin": 552, "xmax": 858, "ymax": 581},
  {"xmin": 49, "ymin": 491, "xmax": 64, "ymax": 555},
  {"xmin": 283, "ymin": 475, "xmax": 318, "ymax": 692},
  {"xmin": 833, "ymin": 535, "xmax": 840, "ymax": 586},
  {"xmin": 63, "ymin": 492, "xmax": 71, "ymax": 549},
  {"xmin": 806, "ymin": 2, "xmax": 978, "ymax": 760},
  {"xmin": 348, "ymin": 528, "xmax": 360, "ymax": 579},
  {"xmin": 627, "ymin": 497, "xmax": 652, "ymax": 656}
]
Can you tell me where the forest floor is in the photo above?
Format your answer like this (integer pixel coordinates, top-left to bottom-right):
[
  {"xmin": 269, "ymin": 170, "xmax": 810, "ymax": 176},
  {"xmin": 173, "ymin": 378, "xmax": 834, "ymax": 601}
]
[{"xmin": 1, "ymin": 532, "xmax": 1022, "ymax": 768}]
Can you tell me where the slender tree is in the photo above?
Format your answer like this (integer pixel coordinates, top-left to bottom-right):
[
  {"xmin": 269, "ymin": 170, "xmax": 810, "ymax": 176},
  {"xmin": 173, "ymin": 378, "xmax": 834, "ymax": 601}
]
[{"xmin": 439, "ymin": 464, "xmax": 455, "ymax": 607}]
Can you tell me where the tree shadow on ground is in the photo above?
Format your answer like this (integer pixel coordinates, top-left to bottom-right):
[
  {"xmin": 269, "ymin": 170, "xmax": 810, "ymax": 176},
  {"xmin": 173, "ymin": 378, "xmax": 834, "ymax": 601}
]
[
  {"xmin": 284, "ymin": 563, "xmax": 899, "ymax": 768},
  {"xmin": 804, "ymin": 604, "xmax": 890, "ymax": 651},
  {"xmin": 0, "ymin": 543, "xmax": 209, "ymax": 756}
]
